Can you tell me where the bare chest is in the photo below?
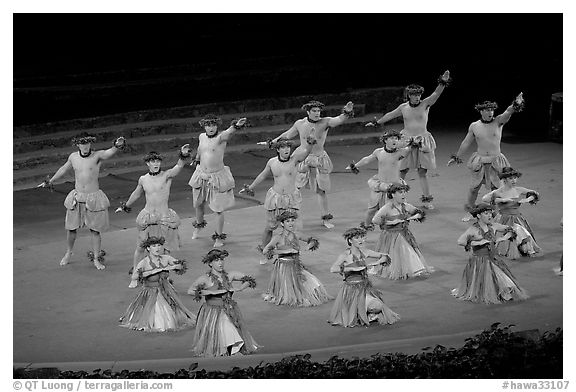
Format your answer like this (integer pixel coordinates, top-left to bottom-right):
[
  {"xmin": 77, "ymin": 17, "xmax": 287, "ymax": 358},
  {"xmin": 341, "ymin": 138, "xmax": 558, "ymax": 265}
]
[
  {"xmin": 71, "ymin": 154, "xmax": 100, "ymax": 173},
  {"xmin": 473, "ymin": 123, "xmax": 502, "ymax": 141},
  {"xmin": 271, "ymin": 160, "xmax": 295, "ymax": 177},
  {"xmin": 142, "ymin": 175, "xmax": 170, "ymax": 193},
  {"xmin": 199, "ymin": 136, "xmax": 225, "ymax": 155}
]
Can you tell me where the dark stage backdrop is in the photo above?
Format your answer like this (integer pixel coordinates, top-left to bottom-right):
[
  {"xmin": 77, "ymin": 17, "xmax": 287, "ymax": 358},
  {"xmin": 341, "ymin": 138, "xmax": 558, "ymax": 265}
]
[{"xmin": 14, "ymin": 14, "xmax": 562, "ymax": 137}]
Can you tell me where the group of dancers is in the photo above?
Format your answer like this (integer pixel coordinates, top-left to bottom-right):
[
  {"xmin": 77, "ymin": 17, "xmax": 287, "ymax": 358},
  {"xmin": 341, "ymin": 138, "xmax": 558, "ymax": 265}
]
[{"xmin": 38, "ymin": 70, "xmax": 550, "ymax": 357}]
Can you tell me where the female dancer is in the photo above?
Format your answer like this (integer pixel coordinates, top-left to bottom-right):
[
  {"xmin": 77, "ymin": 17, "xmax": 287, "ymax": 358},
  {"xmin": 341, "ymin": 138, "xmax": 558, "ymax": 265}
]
[
  {"xmin": 261, "ymin": 210, "xmax": 331, "ymax": 307},
  {"xmin": 452, "ymin": 204, "xmax": 529, "ymax": 304},
  {"xmin": 481, "ymin": 167, "xmax": 542, "ymax": 259},
  {"xmin": 119, "ymin": 236, "xmax": 195, "ymax": 332},
  {"xmin": 328, "ymin": 227, "xmax": 399, "ymax": 327},
  {"xmin": 188, "ymin": 249, "xmax": 260, "ymax": 357},
  {"xmin": 372, "ymin": 183, "xmax": 434, "ymax": 279}
]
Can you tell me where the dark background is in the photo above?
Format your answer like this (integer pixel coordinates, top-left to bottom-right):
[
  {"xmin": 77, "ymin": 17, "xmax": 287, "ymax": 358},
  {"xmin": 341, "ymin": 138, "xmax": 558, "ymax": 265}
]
[{"xmin": 14, "ymin": 14, "xmax": 563, "ymax": 136}]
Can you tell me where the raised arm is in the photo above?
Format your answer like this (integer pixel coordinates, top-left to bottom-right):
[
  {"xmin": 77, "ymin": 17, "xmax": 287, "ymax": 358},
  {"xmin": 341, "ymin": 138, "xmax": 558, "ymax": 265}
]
[
  {"xmin": 496, "ymin": 93, "xmax": 524, "ymax": 126},
  {"xmin": 165, "ymin": 144, "xmax": 193, "ymax": 179},
  {"xmin": 423, "ymin": 70, "xmax": 451, "ymax": 107},
  {"xmin": 272, "ymin": 122, "xmax": 299, "ymax": 143},
  {"xmin": 219, "ymin": 118, "xmax": 247, "ymax": 143},
  {"xmin": 327, "ymin": 101, "xmax": 355, "ymax": 127},
  {"xmin": 98, "ymin": 136, "xmax": 126, "ymax": 161}
]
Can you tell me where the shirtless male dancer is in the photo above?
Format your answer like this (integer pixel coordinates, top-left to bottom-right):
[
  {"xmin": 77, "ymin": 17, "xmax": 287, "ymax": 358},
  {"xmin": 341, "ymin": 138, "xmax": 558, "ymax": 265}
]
[
  {"xmin": 189, "ymin": 115, "xmax": 247, "ymax": 248},
  {"xmin": 240, "ymin": 135, "xmax": 317, "ymax": 258},
  {"xmin": 346, "ymin": 129, "xmax": 410, "ymax": 230},
  {"xmin": 269, "ymin": 100, "xmax": 354, "ymax": 229},
  {"xmin": 448, "ymin": 93, "xmax": 525, "ymax": 212},
  {"xmin": 38, "ymin": 132, "xmax": 126, "ymax": 270},
  {"xmin": 115, "ymin": 145, "xmax": 192, "ymax": 283},
  {"xmin": 367, "ymin": 71, "xmax": 451, "ymax": 209}
]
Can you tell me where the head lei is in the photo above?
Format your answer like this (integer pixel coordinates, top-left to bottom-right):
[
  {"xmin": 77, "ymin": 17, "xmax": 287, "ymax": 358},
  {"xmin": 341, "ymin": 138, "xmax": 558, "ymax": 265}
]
[
  {"xmin": 140, "ymin": 236, "xmax": 165, "ymax": 249},
  {"xmin": 380, "ymin": 129, "xmax": 402, "ymax": 143},
  {"xmin": 274, "ymin": 138, "xmax": 293, "ymax": 150},
  {"xmin": 301, "ymin": 100, "xmax": 325, "ymax": 112},
  {"xmin": 201, "ymin": 249, "xmax": 230, "ymax": 264},
  {"xmin": 386, "ymin": 182, "xmax": 410, "ymax": 199},
  {"xmin": 198, "ymin": 114, "xmax": 222, "ymax": 127},
  {"xmin": 475, "ymin": 101, "xmax": 499, "ymax": 112},
  {"xmin": 499, "ymin": 167, "xmax": 522, "ymax": 180},
  {"xmin": 343, "ymin": 227, "xmax": 367, "ymax": 244},
  {"xmin": 405, "ymin": 84, "xmax": 425, "ymax": 96},
  {"xmin": 143, "ymin": 151, "xmax": 163, "ymax": 162},
  {"xmin": 71, "ymin": 132, "xmax": 97, "ymax": 145},
  {"xmin": 469, "ymin": 203, "xmax": 494, "ymax": 218},
  {"xmin": 277, "ymin": 210, "xmax": 298, "ymax": 223}
]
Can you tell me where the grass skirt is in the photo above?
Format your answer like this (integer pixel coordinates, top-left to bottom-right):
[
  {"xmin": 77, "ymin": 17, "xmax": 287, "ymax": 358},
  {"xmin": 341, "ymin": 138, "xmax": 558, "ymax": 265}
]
[
  {"xmin": 451, "ymin": 250, "xmax": 529, "ymax": 304},
  {"xmin": 191, "ymin": 298, "xmax": 261, "ymax": 357},
  {"xmin": 328, "ymin": 279, "xmax": 400, "ymax": 327},
  {"xmin": 376, "ymin": 227, "xmax": 434, "ymax": 280},
  {"xmin": 263, "ymin": 255, "xmax": 332, "ymax": 307},
  {"xmin": 496, "ymin": 213, "xmax": 542, "ymax": 259},
  {"xmin": 119, "ymin": 276, "xmax": 196, "ymax": 332}
]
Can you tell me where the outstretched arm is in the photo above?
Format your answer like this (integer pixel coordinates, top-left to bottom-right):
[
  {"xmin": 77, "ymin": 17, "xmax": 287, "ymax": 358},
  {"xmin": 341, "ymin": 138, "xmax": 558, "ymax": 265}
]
[
  {"xmin": 219, "ymin": 118, "xmax": 247, "ymax": 143},
  {"xmin": 41, "ymin": 155, "xmax": 73, "ymax": 186},
  {"xmin": 373, "ymin": 105, "xmax": 403, "ymax": 125},
  {"xmin": 354, "ymin": 152, "xmax": 377, "ymax": 168},
  {"xmin": 245, "ymin": 160, "xmax": 273, "ymax": 192},
  {"xmin": 165, "ymin": 144, "xmax": 193, "ymax": 179},
  {"xmin": 497, "ymin": 93, "xmax": 524, "ymax": 125},
  {"xmin": 423, "ymin": 70, "xmax": 450, "ymax": 107},
  {"xmin": 273, "ymin": 122, "xmax": 299, "ymax": 143},
  {"xmin": 327, "ymin": 101, "xmax": 355, "ymax": 127},
  {"xmin": 98, "ymin": 137, "xmax": 126, "ymax": 161}
]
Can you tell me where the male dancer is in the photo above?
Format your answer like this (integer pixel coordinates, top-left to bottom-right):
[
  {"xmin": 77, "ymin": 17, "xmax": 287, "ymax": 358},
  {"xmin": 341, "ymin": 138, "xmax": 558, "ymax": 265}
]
[
  {"xmin": 346, "ymin": 129, "xmax": 410, "ymax": 229},
  {"xmin": 240, "ymin": 135, "xmax": 316, "ymax": 258},
  {"xmin": 189, "ymin": 115, "xmax": 247, "ymax": 247},
  {"xmin": 115, "ymin": 145, "xmax": 192, "ymax": 283},
  {"xmin": 448, "ymin": 93, "xmax": 524, "ymax": 212},
  {"xmin": 367, "ymin": 71, "xmax": 451, "ymax": 209},
  {"xmin": 38, "ymin": 132, "xmax": 126, "ymax": 270},
  {"xmin": 269, "ymin": 100, "xmax": 354, "ymax": 229}
]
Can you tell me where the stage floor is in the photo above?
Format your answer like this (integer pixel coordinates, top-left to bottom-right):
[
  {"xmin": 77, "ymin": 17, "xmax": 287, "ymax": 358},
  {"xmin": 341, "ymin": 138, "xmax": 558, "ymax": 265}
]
[{"xmin": 13, "ymin": 129, "xmax": 563, "ymax": 369}]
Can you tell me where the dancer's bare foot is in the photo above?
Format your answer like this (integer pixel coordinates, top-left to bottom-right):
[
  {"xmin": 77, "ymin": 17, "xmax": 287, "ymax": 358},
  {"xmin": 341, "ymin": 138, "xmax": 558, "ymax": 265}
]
[
  {"xmin": 322, "ymin": 220, "xmax": 335, "ymax": 229},
  {"xmin": 94, "ymin": 260, "xmax": 106, "ymax": 270},
  {"xmin": 60, "ymin": 251, "xmax": 72, "ymax": 266},
  {"xmin": 213, "ymin": 239, "xmax": 225, "ymax": 248},
  {"xmin": 191, "ymin": 228, "xmax": 201, "ymax": 240}
]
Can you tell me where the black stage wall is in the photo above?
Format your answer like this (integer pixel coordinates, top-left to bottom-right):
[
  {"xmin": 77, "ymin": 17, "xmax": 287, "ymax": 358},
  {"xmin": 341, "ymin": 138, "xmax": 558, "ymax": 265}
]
[{"xmin": 14, "ymin": 14, "xmax": 562, "ymax": 137}]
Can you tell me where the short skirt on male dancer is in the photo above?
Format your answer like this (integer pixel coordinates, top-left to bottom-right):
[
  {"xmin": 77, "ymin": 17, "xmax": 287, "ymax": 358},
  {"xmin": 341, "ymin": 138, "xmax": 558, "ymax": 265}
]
[
  {"xmin": 399, "ymin": 130, "xmax": 437, "ymax": 170},
  {"xmin": 64, "ymin": 189, "xmax": 110, "ymax": 232},
  {"xmin": 188, "ymin": 166, "xmax": 235, "ymax": 212},
  {"xmin": 263, "ymin": 188, "xmax": 302, "ymax": 230},
  {"xmin": 367, "ymin": 177, "xmax": 407, "ymax": 209},
  {"xmin": 136, "ymin": 208, "xmax": 181, "ymax": 251},
  {"xmin": 466, "ymin": 152, "xmax": 510, "ymax": 189},
  {"xmin": 296, "ymin": 150, "xmax": 333, "ymax": 192}
]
